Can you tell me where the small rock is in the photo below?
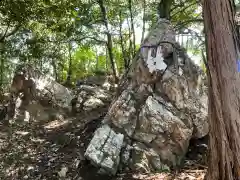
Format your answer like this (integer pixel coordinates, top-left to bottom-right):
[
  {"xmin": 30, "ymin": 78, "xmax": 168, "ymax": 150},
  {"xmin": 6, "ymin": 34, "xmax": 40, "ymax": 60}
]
[
  {"xmin": 84, "ymin": 125, "xmax": 124, "ymax": 175},
  {"xmin": 58, "ymin": 166, "xmax": 68, "ymax": 178},
  {"xmin": 74, "ymin": 159, "xmax": 81, "ymax": 168},
  {"xmin": 161, "ymin": 164, "xmax": 170, "ymax": 172}
]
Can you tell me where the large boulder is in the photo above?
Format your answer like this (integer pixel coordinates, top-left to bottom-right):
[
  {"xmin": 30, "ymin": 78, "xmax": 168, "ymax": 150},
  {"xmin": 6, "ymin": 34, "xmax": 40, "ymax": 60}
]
[
  {"xmin": 85, "ymin": 19, "xmax": 208, "ymax": 175},
  {"xmin": 11, "ymin": 64, "xmax": 73, "ymax": 110}
]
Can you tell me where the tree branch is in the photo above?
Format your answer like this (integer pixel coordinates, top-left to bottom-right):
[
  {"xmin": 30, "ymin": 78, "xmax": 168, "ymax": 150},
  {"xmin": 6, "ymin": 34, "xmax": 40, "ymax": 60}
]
[
  {"xmin": 182, "ymin": 28, "xmax": 204, "ymax": 42},
  {"xmin": 35, "ymin": 36, "xmax": 106, "ymax": 44},
  {"xmin": 0, "ymin": 21, "xmax": 11, "ymax": 41},
  {"xmin": 171, "ymin": 1, "xmax": 198, "ymax": 18},
  {"xmin": 173, "ymin": 18, "xmax": 203, "ymax": 30},
  {"xmin": 4, "ymin": 24, "xmax": 21, "ymax": 39}
]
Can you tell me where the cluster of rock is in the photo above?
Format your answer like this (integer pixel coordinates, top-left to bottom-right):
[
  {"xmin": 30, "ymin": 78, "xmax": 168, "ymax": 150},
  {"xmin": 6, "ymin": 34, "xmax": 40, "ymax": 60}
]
[
  {"xmin": 71, "ymin": 85, "xmax": 113, "ymax": 113},
  {"xmin": 6, "ymin": 65, "xmax": 113, "ymax": 124}
]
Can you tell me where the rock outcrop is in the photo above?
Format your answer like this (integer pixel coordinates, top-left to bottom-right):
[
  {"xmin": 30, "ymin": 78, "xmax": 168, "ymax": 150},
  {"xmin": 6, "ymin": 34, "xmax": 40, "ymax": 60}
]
[{"xmin": 85, "ymin": 19, "xmax": 208, "ymax": 174}]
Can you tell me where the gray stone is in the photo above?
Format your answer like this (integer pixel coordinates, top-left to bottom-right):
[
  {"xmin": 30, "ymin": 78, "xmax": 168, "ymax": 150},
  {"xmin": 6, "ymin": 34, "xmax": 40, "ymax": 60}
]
[
  {"xmin": 83, "ymin": 96, "xmax": 104, "ymax": 110},
  {"xmin": 131, "ymin": 142, "xmax": 169, "ymax": 173},
  {"xmin": 84, "ymin": 125, "xmax": 124, "ymax": 175}
]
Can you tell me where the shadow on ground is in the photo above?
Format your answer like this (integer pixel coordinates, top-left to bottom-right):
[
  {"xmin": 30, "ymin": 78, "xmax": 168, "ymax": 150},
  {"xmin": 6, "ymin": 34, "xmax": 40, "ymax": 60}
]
[
  {"xmin": 0, "ymin": 102, "xmax": 207, "ymax": 180},
  {"xmin": 0, "ymin": 103, "xmax": 122, "ymax": 180}
]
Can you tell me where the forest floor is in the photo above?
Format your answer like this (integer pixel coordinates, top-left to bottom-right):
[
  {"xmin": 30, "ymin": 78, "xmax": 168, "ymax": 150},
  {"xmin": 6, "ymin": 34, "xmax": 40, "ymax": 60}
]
[{"xmin": 0, "ymin": 104, "xmax": 207, "ymax": 180}]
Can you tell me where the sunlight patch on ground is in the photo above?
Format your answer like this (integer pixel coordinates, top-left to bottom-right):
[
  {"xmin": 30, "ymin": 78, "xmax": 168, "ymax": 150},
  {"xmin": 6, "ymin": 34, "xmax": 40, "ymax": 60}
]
[
  {"xmin": 30, "ymin": 137, "xmax": 45, "ymax": 143},
  {"xmin": 15, "ymin": 131, "xmax": 30, "ymax": 136},
  {"xmin": 133, "ymin": 173, "xmax": 170, "ymax": 180},
  {"xmin": 5, "ymin": 166, "xmax": 20, "ymax": 177},
  {"xmin": 43, "ymin": 119, "xmax": 70, "ymax": 131},
  {"xmin": 132, "ymin": 169, "xmax": 206, "ymax": 180},
  {"xmin": 24, "ymin": 111, "xmax": 30, "ymax": 122}
]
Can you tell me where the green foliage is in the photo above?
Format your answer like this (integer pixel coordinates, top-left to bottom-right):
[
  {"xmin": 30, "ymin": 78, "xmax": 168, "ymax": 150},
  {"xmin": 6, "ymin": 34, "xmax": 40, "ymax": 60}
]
[
  {"xmin": 71, "ymin": 45, "xmax": 96, "ymax": 80},
  {"xmin": 0, "ymin": 0, "xmax": 205, "ymax": 88}
]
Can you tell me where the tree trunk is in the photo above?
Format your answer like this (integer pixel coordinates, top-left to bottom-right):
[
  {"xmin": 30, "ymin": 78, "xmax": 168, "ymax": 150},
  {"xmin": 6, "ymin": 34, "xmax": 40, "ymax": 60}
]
[
  {"xmin": 105, "ymin": 46, "xmax": 108, "ymax": 71},
  {"xmin": 65, "ymin": 42, "xmax": 72, "ymax": 86},
  {"xmin": 95, "ymin": 48, "xmax": 99, "ymax": 70},
  {"xmin": 0, "ymin": 51, "xmax": 4, "ymax": 87},
  {"xmin": 203, "ymin": 0, "xmax": 240, "ymax": 179},
  {"xmin": 141, "ymin": 0, "xmax": 146, "ymax": 43},
  {"xmin": 128, "ymin": 0, "xmax": 136, "ymax": 56},
  {"xmin": 98, "ymin": 0, "xmax": 118, "ymax": 83},
  {"xmin": 119, "ymin": 10, "xmax": 128, "ymax": 71},
  {"xmin": 51, "ymin": 59, "xmax": 58, "ymax": 81},
  {"xmin": 127, "ymin": 17, "xmax": 133, "ymax": 63},
  {"xmin": 158, "ymin": 0, "xmax": 174, "ymax": 20}
]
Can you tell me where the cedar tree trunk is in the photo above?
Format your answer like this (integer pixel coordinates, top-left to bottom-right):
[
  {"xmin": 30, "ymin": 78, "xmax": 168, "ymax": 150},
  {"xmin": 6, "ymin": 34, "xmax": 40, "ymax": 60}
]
[{"xmin": 203, "ymin": 0, "xmax": 240, "ymax": 179}]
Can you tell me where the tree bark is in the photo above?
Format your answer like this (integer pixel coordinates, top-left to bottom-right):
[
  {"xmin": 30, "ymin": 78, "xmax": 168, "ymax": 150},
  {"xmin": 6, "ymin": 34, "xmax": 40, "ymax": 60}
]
[
  {"xmin": 51, "ymin": 59, "xmax": 58, "ymax": 81},
  {"xmin": 105, "ymin": 46, "xmax": 108, "ymax": 71},
  {"xmin": 141, "ymin": 0, "xmax": 146, "ymax": 43},
  {"xmin": 98, "ymin": 0, "xmax": 118, "ymax": 83},
  {"xmin": 0, "ymin": 50, "xmax": 4, "ymax": 87},
  {"xmin": 158, "ymin": 0, "xmax": 174, "ymax": 20},
  {"xmin": 203, "ymin": 0, "xmax": 240, "ymax": 179},
  {"xmin": 118, "ymin": 10, "xmax": 128, "ymax": 71},
  {"xmin": 95, "ymin": 47, "xmax": 99, "ymax": 70},
  {"xmin": 65, "ymin": 42, "xmax": 72, "ymax": 86},
  {"xmin": 128, "ymin": 0, "xmax": 136, "ymax": 56},
  {"xmin": 127, "ymin": 17, "xmax": 133, "ymax": 62}
]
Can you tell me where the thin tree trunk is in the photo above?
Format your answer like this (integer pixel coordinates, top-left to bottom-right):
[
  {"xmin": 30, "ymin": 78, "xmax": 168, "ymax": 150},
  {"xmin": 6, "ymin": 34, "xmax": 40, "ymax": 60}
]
[
  {"xmin": 40, "ymin": 59, "xmax": 43, "ymax": 72},
  {"xmin": 51, "ymin": 45, "xmax": 60, "ymax": 82},
  {"xmin": 127, "ymin": 18, "xmax": 133, "ymax": 64},
  {"xmin": 128, "ymin": 0, "xmax": 136, "ymax": 56},
  {"xmin": 141, "ymin": 0, "xmax": 146, "ymax": 43},
  {"xmin": 0, "ymin": 24, "xmax": 20, "ymax": 88},
  {"xmin": 95, "ymin": 47, "xmax": 99, "ymax": 70},
  {"xmin": 0, "ymin": 51, "xmax": 3, "ymax": 87},
  {"xmin": 66, "ymin": 42, "xmax": 72, "ymax": 86},
  {"xmin": 52, "ymin": 59, "xmax": 58, "ymax": 81},
  {"xmin": 105, "ymin": 46, "xmax": 108, "ymax": 71},
  {"xmin": 186, "ymin": 36, "xmax": 189, "ymax": 51},
  {"xmin": 98, "ymin": 0, "xmax": 118, "ymax": 83},
  {"xmin": 203, "ymin": 0, "xmax": 240, "ymax": 179},
  {"xmin": 118, "ymin": 10, "xmax": 128, "ymax": 71}
]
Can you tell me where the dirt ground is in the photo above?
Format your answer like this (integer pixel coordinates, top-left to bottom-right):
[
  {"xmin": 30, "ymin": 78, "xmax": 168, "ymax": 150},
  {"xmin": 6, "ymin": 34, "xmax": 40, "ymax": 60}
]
[{"xmin": 0, "ymin": 105, "xmax": 207, "ymax": 180}]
